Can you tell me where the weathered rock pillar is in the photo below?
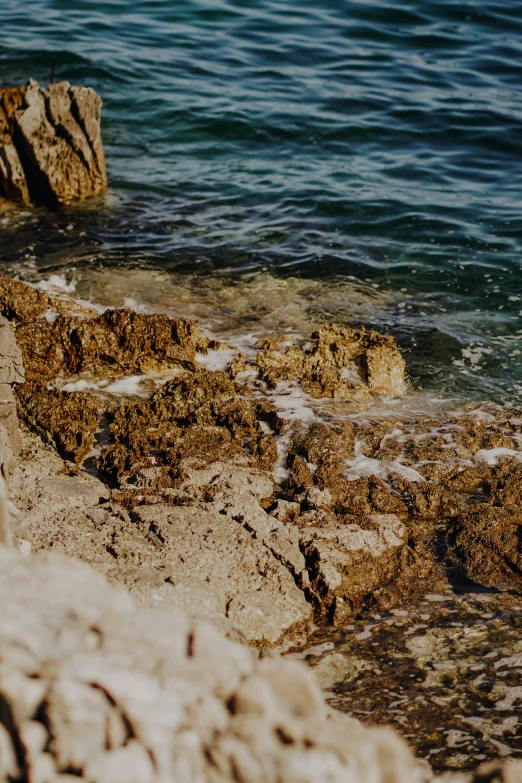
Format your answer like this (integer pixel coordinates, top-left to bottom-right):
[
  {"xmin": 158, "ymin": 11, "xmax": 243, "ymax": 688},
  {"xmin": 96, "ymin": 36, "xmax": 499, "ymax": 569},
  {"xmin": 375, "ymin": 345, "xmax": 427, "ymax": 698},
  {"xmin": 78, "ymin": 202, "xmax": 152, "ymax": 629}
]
[
  {"xmin": 0, "ymin": 314, "xmax": 24, "ymax": 475},
  {"xmin": 0, "ymin": 78, "xmax": 107, "ymax": 206}
]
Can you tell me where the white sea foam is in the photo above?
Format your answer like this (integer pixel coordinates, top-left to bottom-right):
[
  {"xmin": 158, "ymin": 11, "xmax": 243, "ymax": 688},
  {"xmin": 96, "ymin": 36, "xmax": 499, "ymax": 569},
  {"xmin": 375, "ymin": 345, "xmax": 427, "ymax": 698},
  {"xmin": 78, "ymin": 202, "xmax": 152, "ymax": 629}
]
[
  {"xmin": 344, "ymin": 451, "xmax": 424, "ymax": 483},
  {"xmin": 35, "ymin": 274, "xmax": 77, "ymax": 293},
  {"xmin": 474, "ymin": 447, "xmax": 522, "ymax": 466},
  {"xmin": 43, "ymin": 309, "xmax": 59, "ymax": 323},
  {"xmin": 123, "ymin": 297, "xmax": 149, "ymax": 313},
  {"xmin": 196, "ymin": 348, "xmax": 238, "ymax": 372},
  {"xmin": 60, "ymin": 374, "xmax": 165, "ymax": 398},
  {"xmin": 61, "ymin": 379, "xmax": 100, "ymax": 393},
  {"xmin": 269, "ymin": 382, "xmax": 315, "ymax": 422},
  {"xmin": 103, "ymin": 376, "xmax": 150, "ymax": 397},
  {"xmin": 273, "ymin": 433, "xmax": 290, "ymax": 483}
]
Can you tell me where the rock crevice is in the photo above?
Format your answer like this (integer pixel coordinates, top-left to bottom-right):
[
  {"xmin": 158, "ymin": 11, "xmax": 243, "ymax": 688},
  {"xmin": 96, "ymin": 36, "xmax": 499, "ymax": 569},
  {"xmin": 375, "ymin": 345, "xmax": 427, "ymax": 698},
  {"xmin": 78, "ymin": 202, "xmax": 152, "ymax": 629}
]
[{"xmin": 0, "ymin": 79, "xmax": 106, "ymax": 206}]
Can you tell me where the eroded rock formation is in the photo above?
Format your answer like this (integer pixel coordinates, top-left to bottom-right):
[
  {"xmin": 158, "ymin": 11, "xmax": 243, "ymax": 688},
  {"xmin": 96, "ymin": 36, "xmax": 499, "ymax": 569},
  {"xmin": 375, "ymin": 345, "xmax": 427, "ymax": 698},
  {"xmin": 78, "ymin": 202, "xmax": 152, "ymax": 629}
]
[
  {"xmin": 2, "ymin": 276, "xmax": 522, "ymax": 776},
  {"xmin": 0, "ymin": 544, "xmax": 435, "ymax": 783},
  {"xmin": 0, "ymin": 79, "xmax": 106, "ymax": 206},
  {"xmin": 5, "ymin": 272, "xmax": 522, "ymax": 648}
]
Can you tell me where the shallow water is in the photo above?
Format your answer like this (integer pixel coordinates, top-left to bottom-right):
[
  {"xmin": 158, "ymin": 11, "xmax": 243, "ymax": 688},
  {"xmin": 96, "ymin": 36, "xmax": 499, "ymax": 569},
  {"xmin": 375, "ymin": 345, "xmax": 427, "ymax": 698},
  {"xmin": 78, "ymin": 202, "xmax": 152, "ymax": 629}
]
[
  {"xmin": 1, "ymin": 0, "xmax": 522, "ymax": 402},
  {"xmin": 287, "ymin": 588, "xmax": 522, "ymax": 773}
]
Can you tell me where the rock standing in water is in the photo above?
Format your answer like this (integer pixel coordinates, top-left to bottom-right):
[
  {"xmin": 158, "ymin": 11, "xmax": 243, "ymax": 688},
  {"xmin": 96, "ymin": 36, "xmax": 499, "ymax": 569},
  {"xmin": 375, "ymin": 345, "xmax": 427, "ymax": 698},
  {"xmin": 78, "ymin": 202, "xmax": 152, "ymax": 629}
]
[{"xmin": 0, "ymin": 79, "xmax": 106, "ymax": 206}]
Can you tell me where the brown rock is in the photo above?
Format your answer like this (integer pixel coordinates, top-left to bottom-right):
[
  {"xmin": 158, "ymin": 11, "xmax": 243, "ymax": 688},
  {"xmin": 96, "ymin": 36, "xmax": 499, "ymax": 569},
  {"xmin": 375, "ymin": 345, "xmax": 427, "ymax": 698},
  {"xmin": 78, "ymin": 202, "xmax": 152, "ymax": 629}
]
[
  {"xmin": 453, "ymin": 504, "xmax": 522, "ymax": 591},
  {"xmin": 254, "ymin": 323, "xmax": 405, "ymax": 401},
  {"xmin": 17, "ymin": 383, "xmax": 105, "ymax": 464},
  {"xmin": 0, "ymin": 87, "xmax": 30, "ymax": 204},
  {"xmin": 14, "ymin": 308, "xmax": 201, "ymax": 383},
  {"xmin": 299, "ymin": 513, "xmax": 432, "ymax": 622},
  {"xmin": 0, "ymin": 79, "xmax": 107, "ymax": 206}
]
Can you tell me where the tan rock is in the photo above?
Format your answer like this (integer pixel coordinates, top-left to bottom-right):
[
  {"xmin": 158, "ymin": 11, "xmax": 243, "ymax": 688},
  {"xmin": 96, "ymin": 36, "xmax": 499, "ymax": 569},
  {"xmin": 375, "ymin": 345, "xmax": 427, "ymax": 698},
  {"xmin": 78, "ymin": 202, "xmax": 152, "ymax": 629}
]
[{"xmin": 0, "ymin": 79, "xmax": 107, "ymax": 206}]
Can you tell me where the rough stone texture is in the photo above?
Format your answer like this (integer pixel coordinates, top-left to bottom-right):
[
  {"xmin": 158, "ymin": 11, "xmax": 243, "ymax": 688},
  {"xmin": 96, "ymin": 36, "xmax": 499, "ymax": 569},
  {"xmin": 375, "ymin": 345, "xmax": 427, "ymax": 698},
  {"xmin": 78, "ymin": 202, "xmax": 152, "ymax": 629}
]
[
  {"xmin": 452, "ymin": 504, "xmax": 522, "ymax": 592},
  {"xmin": 0, "ymin": 79, "xmax": 107, "ymax": 206},
  {"xmin": 9, "ymin": 429, "xmax": 311, "ymax": 647},
  {"xmin": 16, "ymin": 383, "xmax": 105, "ymax": 464},
  {"xmin": 130, "ymin": 500, "xmax": 310, "ymax": 647},
  {"xmin": 298, "ymin": 512, "xmax": 437, "ymax": 623},
  {"xmin": 0, "ymin": 87, "xmax": 30, "ymax": 204},
  {"xmin": 252, "ymin": 323, "xmax": 406, "ymax": 399},
  {"xmin": 15, "ymin": 308, "xmax": 202, "ymax": 383},
  {"xmin": 0, "ymin": 314, "xmax": 24, "ymax": 466},
  {"xmin": 9, "ymin": 274, "xmax": 522, "ymax": 637},
  {"xmin": 97, "ymin": 369, "xmax": 280, "ymax": 484},
  {"xmin": 0, "ymin": 544, "xmax": 434, "ymax": 783},
  {"xmin": 0, "ymin": 275, "xmax": 97, "ymax": 323}
]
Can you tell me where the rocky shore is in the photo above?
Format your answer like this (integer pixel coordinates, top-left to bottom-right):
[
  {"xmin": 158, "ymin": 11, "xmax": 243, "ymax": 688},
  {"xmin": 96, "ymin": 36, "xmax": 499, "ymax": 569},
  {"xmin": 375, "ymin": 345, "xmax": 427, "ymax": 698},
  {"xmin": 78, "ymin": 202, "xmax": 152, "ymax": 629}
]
[{"xmin": 1, "ymin": 272, "xmax": 522, "ymax": 780}]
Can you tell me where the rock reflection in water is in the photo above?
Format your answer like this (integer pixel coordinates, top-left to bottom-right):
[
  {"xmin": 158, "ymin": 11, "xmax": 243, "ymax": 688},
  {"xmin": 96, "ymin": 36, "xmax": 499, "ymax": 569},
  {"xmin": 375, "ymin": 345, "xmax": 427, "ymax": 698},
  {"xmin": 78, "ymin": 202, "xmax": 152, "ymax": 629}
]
[{"xmin": 287, "ymin": 589, "xmax": 522, "ymax": 773}]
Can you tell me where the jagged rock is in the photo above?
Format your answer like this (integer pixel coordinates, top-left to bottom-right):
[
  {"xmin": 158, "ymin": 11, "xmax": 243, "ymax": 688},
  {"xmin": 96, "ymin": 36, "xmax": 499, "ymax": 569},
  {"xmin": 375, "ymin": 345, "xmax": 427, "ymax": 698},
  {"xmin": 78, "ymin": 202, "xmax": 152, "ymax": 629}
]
[
  {"xmin": 254, "ymin": 323, "xmax": 405, "ymax": 400},
  {"xmin": 298, "ymin": 513, "xmax": 435, "ymax": 622},
  {"xmin": 0, "ymin": 79, "xmax": 106, "ymax": 206},
  {"xmin": 452, "ymin": 504, "xmax": 522, "ymax": 591},
  {"xmin": 0, "ymin": 545, "xmax": 434, "ymax": 783},
  {"xmin": 16, "ymin": 383, "xmax": 105, "ymax": 464},
  {"xmin": 0, "ymin": 86, "xmax": 30, "ymax": 204},
  {"xmin": 15, "ymin": 308, "xmax": 202, "ymax": 383}
]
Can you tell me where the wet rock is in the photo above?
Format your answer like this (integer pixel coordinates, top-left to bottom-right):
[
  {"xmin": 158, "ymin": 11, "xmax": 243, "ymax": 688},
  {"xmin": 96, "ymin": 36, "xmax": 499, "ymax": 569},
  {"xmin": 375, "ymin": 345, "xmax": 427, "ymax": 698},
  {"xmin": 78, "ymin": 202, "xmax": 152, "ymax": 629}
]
[
  {"xmin": 0, "ymin": 79, "xmax": 106, "ymax": 206},
  {"xmin": 16, "ymin": 308, "xmax": 201, "ymax": 382},
  {"xmin": 292, "ymin": 421, "xmax": 356, "ymax": 470},
  {"xmin": 453, "ymin": 504, "xmax": 522, "ymax": 591},
  {"xmin": 98, "ymin": 370, "xmax": 279, "ymax": 484},
  {"xmin": 299, "ymin": 513, "xmax": 434, "ymax": 622},
  {"xmin": 17, "ymin": 383, "xmax": 105, "ymax": 464},
  {"xmin": 254, "ymin": 323, "xmax": 405, "ymax": 400},
  {"xmin": 490, "ymin": 464, "xmax": 522, "ymax": 508},
  {"xmin": 0, "ymin": 275, "xmax": 51, "ymax": 322}
]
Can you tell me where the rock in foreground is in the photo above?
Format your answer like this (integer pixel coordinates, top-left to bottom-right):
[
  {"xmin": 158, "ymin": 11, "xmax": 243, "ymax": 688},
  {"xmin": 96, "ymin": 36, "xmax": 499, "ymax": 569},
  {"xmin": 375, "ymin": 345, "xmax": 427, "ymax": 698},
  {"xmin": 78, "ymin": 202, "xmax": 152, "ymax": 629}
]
[
  {"xmin": 0, "ymin": 79, "xmax": 106, "ymax": 206},
  {"xmin": 0, "ymin": 545, "xmax": 431, "ymax": 783}
]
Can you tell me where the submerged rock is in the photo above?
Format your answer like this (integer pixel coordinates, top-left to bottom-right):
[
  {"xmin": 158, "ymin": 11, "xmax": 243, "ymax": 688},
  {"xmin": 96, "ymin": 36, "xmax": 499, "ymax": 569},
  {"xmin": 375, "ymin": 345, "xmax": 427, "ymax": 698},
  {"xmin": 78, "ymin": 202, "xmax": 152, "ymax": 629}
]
[{"xmin": 0, "ymin": 79, "xmax": 106, "ymax": 206}]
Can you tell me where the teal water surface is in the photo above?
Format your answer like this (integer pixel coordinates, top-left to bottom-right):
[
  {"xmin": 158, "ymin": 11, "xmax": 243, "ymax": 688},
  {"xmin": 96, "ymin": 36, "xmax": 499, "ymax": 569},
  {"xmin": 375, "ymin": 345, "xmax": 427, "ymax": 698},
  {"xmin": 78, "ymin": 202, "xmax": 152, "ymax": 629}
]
[{"xmin": 1, "ymin": 0, "xmax": 522, "ymax": 402}]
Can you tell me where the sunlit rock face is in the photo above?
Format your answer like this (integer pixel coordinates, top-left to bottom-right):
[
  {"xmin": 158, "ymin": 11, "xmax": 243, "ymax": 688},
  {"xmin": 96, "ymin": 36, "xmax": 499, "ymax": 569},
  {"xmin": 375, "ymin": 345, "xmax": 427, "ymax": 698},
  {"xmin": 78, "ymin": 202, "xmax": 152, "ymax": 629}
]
[{"xmin": 0, "ymin": 79, "xmax": 106, "ymax": 206}]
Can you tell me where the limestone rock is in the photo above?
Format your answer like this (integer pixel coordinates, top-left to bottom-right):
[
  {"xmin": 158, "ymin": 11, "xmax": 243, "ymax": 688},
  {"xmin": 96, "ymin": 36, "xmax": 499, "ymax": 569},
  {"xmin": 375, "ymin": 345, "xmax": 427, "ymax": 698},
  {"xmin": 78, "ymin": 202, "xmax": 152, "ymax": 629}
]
[
  {"xmin": 0, "ymin": 545, "xmax": 435, "ymax": 783},
  {"xmin": 0, "ymin": 315, "xmax": 24, "ymax": 463},
  {"xmin": 0, "ymin": 79, "xmax": 107, "ymax": 206},
  {"xmin": 299, "ymin": 513, "xmax": 434, "ymax": 623},
  {"xmin": 130, "ymin": 501, "xmax": 311, "ymax": 647}
]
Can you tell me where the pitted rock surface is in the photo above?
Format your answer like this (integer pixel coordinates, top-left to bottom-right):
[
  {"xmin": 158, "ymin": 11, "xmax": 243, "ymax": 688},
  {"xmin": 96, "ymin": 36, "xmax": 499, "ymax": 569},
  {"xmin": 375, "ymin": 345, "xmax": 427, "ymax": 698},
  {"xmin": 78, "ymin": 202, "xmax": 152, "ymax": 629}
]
[
  {"xmin": 0, "ymin": 79, "xmax": 106, "ymax": 206},
  {"xmin": 0, "ymin": 545, "xmax": 436, "ymax": 783},
  {"xmin": 7, "ymin": 274, "xmax": 522, "ymax": 646}
]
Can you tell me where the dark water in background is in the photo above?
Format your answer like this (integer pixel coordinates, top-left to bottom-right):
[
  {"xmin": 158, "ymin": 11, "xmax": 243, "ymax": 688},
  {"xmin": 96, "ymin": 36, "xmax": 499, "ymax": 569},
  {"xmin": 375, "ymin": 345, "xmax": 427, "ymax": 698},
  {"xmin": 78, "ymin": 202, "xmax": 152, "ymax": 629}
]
[{"xmin": 1, "ymin": 0, "xmax": 522, "ymax": 402}]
